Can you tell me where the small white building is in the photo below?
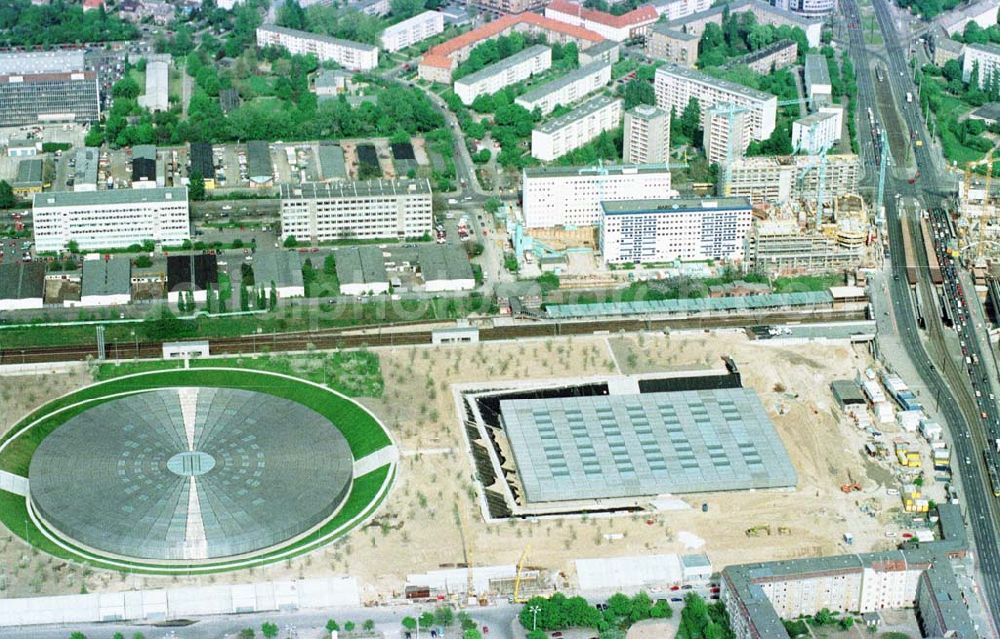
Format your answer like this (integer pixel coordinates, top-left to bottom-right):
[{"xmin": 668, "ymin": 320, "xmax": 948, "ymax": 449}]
[
  {"xmin": 251, "ymin": 251, "xmax": 305, "ymax": 299},
  {"xmin": 380, "ymin": 10, "xmax": 445, "ymax": 52},
  {"xmin": 418, "ymin": 244, "xmax": 475, "ymax": 292},
  {"xmin": 6, "ymin": 139, "xmax": 39, "ymax": 157},
  {"xmin": 138, "ymin": 54, "xmax": 170, "ymax": 113},
  {"xmin": 920, "ymin": 419, "xmax": 943, "ymax": 441},
  {"xmin": 531, "ymin": 95, "xmax": 622, "ymax": 162},
  {"xmin": 335, "ymin": 246, "xmax": 390, "ymax": 296},
  {"xmin": 600, "ymin": 196, "xmax": 752, "ymax": 264},
  {"xmin": 792, "ymin": 109, "xmax": 841, "ymax": 154},
  {"xmin": 454, "ymin": 45, "xmax": 551, "ymax": 106},
  {"xmin": 163, "ymin": 341, "xmax": 210, "ymax": 359},
  {"xmin": 804, "ymin": 53, "xmax": 832, "ymax": 106}
]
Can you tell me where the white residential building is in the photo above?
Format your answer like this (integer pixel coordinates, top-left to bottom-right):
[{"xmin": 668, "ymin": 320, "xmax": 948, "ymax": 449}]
[
  {"xmin": 654, "ymin": 64, "xmax": 777, "ymax": 142},
  {"xmin": 521, "ymin": 164, "xmax": 673, "ymax": 228},
  {"xmin": 531, "ymin": 95, "xmax": 622, "ymax": 161},
  {"xmin": 652, "ymin": 0, "xmax": 713, "ymax": 21},
  {"xmin": 138, "ymin": 54, "xmax": 169, "ymax": 112},
  {"xmin": 624, "ymin": 104, "xmax": 671, "ymax": 164},
  {"xmin": 937, "ymin": 0, "xmax": 1000, "ymax": 35},
  {"xmin": 544, "ymin": 0, "xmax": 659, "ymax": 42},
  {"xmin": 32, "ymin": 188, "xmax": 190, "ymax": 252},
  {"xmin": 454, "ymin": 45, "xmax": 551, "ymax": 105},
  {"xmin": 256, "ymin": 24, "xmax": 379, "ymax": 71},
  {"xmin": 515, "ymin": 60, "xmax": 611, "ymax": 115},
  {"xmin": 380, "ymin": 10, "xmax": 445, "ymax": 52},
  {"xmin": 721, "ymin": 154, "xmax": 860, "ymax": 205},
  {"xmin": 963, "ymin": 42, "xmax": 1000, "ymax": 86},
  {"xmin": 279, "ymin": 180, "xmax": 433, "ymax": 243},
  {"xmin": 703, "ymin": 105, "xmax": 749, "ymax": 165},
  {"xmin": 792, "ymin": 109, "xmax": 841, "ymax": 153},
  {"xmin": 600, "ymin": 197, "xmax": 752, "ymax": 264}
]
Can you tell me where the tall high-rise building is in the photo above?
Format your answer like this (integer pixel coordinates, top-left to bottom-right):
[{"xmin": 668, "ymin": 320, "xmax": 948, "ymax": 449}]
[
  {"xmin": 623, "ymin": 104, "xmax": 671, "ymax": 164},
  {"xmin": 703, "ymin": 105, "xmax": 749, "ymax": 165}
]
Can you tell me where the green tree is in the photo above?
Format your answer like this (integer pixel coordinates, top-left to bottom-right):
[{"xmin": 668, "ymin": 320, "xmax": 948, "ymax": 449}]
[
  {"xmin": 69, "ymin": 633, "xmax": 87, "ymax": 639},
  {"xmin": 402, "ymin": 617, "xmax": 418, "ymax": 631},
  {"xmin": 344, "ymin": 622, "xmax": 356, "ymax": 632},
  {"xmin": 113, "ymin": 634, "xmax": 125, "ymax": 639},
  {"xmin": 284, "ymin": 235, "xmax": 298, "ymax": 248},
  {"xmin": 326, "ymin": 621, "xmax": 340, "ymax": 633},
  {"xmin": 189, "ymin": 170, "xmax": 206, "ymax": 201},
  {"xmin": 0, "ymin": 180, "xmax": 16, "ymax": 209},
  {"xmin": 391, "ymin": 0, "xmax": 425, "ymax": 19},
  {"xmin": 484, "ymin": 197, "xmax": 501, "ymax": 214},
  {"xmin": 434, "ymin": 607, "xmax": 455, "ymax": 627},
  {"xmin": 269, "ymin": 282, "xmax": 278, "ymax": 310},
  {"xmin": 278, "ymin": 0, "xmax": 308, "ymax": 29},
  {"xmin": 67, "ymin": 240, "xmax": 80, "ymax": 254},
  {"xmin": 419, "ymin": 612, "xmax": 435, "ymax": 629},
  {"xmin": 261, "ymin": 622, "xmax": 279, "ymax": 639},
  {"xmin": 239, "ymin": 629, "xmax": 255, "ymax": 639},
  {"xmin": 112, "ymin": 76, "xmax": 141, "ymax": 100},
  {"xmin": 363, "ymin": 620, "xmax": 376, "ymax": 632},
  {"xmin": 680, "ymin": 97, "xmax": 702, "ymax": 142},
  {"xmin": 240, "ymin": 283, "xmax": 250, "ymax": 311},
  {"xmin": 623, "ymin": 78, "xmax": 656, "ymax": 109}
]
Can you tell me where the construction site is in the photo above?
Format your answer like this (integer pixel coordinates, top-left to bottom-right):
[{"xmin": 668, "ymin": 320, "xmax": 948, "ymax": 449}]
[
  {"xmin": 957, "ymin": 150, "xmax": 1000, "ymax": 284},
  {"xmin": 0, "ymin": 329, "xmax": 945, "ymax": 603}
]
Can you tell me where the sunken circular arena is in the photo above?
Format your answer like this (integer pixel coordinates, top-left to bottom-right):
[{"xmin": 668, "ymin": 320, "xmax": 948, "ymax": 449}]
[{"xmin": 28, "ymin": 387, "xmax": 354, "ymax": 562}]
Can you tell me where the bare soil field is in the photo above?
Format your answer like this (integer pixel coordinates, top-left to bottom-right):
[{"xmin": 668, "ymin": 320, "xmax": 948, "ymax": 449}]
[{"xmin": 0, "ymin": 332, "xmax": 913, "ymax": 600}]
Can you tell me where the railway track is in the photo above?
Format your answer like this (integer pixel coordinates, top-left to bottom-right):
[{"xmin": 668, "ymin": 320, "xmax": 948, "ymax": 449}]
[{"xmin": 0, "ymin": 309, "xmax": 867, "ymax": 365}]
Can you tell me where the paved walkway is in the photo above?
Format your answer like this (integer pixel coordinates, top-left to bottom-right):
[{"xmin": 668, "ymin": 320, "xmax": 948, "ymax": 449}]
[
  {"xmin": 353, "ymin": 446, "xmax": 399, "ymax": 477},
  {"xmin": 0, "ymin": 469, "xmax": 28, "ymax": 496}
]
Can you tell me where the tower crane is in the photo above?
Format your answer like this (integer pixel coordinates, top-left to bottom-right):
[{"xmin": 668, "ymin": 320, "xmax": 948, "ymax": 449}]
[{"xmin": 962, "ymin": 145, "xmax": 999, "ymax": 261}]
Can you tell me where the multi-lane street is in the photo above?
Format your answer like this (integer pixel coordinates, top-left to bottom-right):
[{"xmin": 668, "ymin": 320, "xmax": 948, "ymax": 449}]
[{"xmin": 843, "ymin": 0, "xmax": 1000, "ymax": 629}]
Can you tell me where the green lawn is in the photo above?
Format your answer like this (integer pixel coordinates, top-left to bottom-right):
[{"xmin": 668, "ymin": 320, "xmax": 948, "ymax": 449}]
[
  {"xmin": 772, "ymin": 273, "xmax": 845, "ymax": 293},
  {"xmin": 94, "ymin": 350, "xmax": 385, "ymax": 398}
]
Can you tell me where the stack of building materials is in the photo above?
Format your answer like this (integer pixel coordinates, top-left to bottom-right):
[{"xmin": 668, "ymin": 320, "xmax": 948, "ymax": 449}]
[
  {"xmin": 895, "ymin": 441, "xmax": 921, "ymax": 468},
  {"xmin": 880, "ymin": 370, "xmax": 923, "ymax": 412},
  {"xmin": 901, "ymin": 483, "xmax": 929, "ymax": 512},
  {"xmin": 931, "ymin": 442, "xmax": 951, "ymax": 472}
]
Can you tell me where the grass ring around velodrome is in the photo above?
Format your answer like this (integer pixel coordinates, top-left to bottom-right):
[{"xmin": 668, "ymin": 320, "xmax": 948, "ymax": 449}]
[{"xmin": 0, "ymin": 368, "xmax": 397, "ymax": 574}]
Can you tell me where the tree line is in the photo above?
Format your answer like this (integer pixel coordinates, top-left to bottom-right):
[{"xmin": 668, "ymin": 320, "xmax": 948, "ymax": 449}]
[{"xmin": 0, "ymin": 0, "xmax": 138, "ymax": 47}]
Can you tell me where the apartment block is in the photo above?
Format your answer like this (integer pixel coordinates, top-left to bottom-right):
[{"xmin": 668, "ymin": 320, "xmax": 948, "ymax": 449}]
[
  {"xmin": 624, "ymin": 104, "xmax": 671, "ymax": 164},
  {"xmin": 645, "ymin": 23, "xmax": 700, "ymax": 66},
  {"xmin": 515, "ymin": 60, "xmax": 611, "ymax": 115},
  {"xmin": 722, "ymin": 505, "xmax": 975, "ymax": 639},
  {"xmin": 724, "ymin": 39, "xmax": 797, "ymax": 74},
  {"xmin": 963, "ymin": 42, "xmax": 1000, "ymax": 86},
  {"xmin": 655, "ymin": 64, "xmax": 777, "ymax": 144},
  {"xmin": 704, "ymin": 105, "xmax": 750, "ymax": 165},
  {"xmin": 937, "ymin": 0, "xmax": 1000, "ymax": 34},
  {"xmin": 32, "ymin": 188, "xmax": 190, "ymax": 252},
  {"xmin": 521, "ymin": 164, "xmax": 673, "ymax": 228},
  {"xmin": 0, "ymin": 51, "xmax": 99, "ymax": 127},
  {"xmin": 662, "ymin": 0, "xmax": 823, "ymax": 48},
  {"xmin": 466, "ymin": 0, "xmax": 547, "ymax": 16},
  {"xmin": 544, "ymin": 0, "xmax": 658, "ymax": 42},
  {"xmin": 279, "ymin": 179, "xmax": 433, "ymax": 243},
  {"xmin": 578, "ymin": 40, "xmax": 621, "ymax": 65},
  {"xmin": 418, "ymin": 13, "xmax": 603, "ymax": 83},
  {"xmin": 651, "ymin": 0, "xmax": 713, "ymax": 21},
  {"xmin": 380, "ymin": 10, "xmax": 445, "ymax": 52},
  {"xmin": 721, "ymin": 154, "xmax": 860, "ymax": 205},
  {"xmin": 530, "ymin": 95, "xmax": 622, "ymax": 161},
  {"xmin": 454, "ymin": 45, "xmax": 551, "ymax": 105},
  {"xmin": 256, "ymin": 24, "xmax": 378, "ymax": 71},
  {"xmin": 792, "ymin": 109, "xmax": 841, "ymax": 154},
  {"xmin": 600, "ymin": 197, "xmax": 752, "ymax": 264}
]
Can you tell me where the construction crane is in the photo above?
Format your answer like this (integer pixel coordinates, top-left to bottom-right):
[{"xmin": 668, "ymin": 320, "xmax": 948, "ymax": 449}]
[
  {"xmin": 716, "ymin": 98, "xmax": 808, "ymax": 197},
  {"xmin": 457, "ymin": 510, "xmax": 475, "ymax": 603},
  {"xmin": 962, "ymin": 145, "xmax": 1000, "ymax": 261},
  {"xmin": 512, "ymin": 545, "xmax": 532, "ymax": 604}
]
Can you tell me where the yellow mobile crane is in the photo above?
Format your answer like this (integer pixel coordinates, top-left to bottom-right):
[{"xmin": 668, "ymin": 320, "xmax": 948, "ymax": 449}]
[{"xmin": 512, "ymin": 545, "xmax": 532, "ymax": 604}]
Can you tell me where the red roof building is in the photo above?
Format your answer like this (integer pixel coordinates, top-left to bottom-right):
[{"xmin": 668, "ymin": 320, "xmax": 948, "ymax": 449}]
[
  {"xmin": 418, "ymin": 12, "xmax": 604, "ymax": 83},
  {"xmin": 545, "ymin": 0, "xmax": 658, "ymax": 42},
  {"xmin": 82, "ymin": 0, "xmax": 104, "ymax": 10}
]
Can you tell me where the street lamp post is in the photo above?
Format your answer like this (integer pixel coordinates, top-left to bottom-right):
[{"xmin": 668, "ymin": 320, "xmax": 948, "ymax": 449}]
[{"xmin": 530, "ymin": 606, "xmax": 541, "ymax": 631}]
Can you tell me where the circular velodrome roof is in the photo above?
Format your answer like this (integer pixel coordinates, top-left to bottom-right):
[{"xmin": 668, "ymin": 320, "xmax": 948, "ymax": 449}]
[{"xmin": 28, "ymin": 387, "xmax": 354, "ymax": 562}]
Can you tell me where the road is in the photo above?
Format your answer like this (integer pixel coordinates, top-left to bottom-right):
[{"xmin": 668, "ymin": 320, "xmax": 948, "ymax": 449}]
[{"xmin": 843, "ymin": 0, "xmax": 1000, "ymax": 630}]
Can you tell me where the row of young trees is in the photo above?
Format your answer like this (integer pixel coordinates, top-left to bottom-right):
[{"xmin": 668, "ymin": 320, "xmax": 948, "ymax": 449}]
[{"xmin": 518, "ymin": 591, "xmax": 673, "ymax": 635}]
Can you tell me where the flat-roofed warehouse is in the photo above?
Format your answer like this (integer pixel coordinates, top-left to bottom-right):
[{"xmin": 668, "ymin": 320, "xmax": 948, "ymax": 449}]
[
  {"xmin": 500, "ymin": 388, "xmax": 796, "ymax": 503},
  {"xmin": 166, "ymin": 253, "xmax": 218, "ymax": 303},
  {"xmin": 0, "ymin": 261, "xmax": 46, "ymax": 311},
  {"xmin": 335, "ymin": 246, "xmax": 389, "ymax": 296},
  {"xmin": 189, "ymin": 142, "xmax": 216, "ymax": 189},
  {"xmin": 418, "ymin": 244, "xmax": 475, "ymax": 292},
  {"xmin": 80, "ymin": 257, "xmax": 131, "ymax": 307},
  {"xmin": 251, "ymin": 250, "xmax": 304, "ymax": 298}
]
